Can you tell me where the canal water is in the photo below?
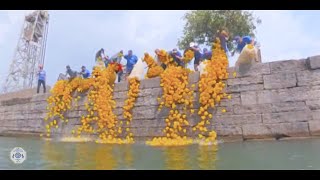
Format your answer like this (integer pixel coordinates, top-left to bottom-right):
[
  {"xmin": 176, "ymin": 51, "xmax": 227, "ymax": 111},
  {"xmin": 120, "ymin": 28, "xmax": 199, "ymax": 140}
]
[{"xmin": 1, "ymin": 136, "xmax": 320, "ymax": 170}]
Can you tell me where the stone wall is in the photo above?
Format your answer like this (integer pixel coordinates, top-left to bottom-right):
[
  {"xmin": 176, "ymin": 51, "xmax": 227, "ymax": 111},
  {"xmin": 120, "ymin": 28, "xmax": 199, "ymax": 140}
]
[{"xmin": 1, "ymin": 56, "xmax": 320, "ymax": 142}]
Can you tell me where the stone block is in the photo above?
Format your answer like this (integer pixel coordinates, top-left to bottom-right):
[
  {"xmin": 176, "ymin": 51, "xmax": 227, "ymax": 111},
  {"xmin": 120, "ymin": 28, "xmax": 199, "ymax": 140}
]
[
  {"xmin": 235, "ymin": 63, "xmax": 271, "ymax": 78},
  {"xmin": 271, "ymin": 102, "xmax": 308, "ymax": 112},
  {"xmin": 114, "ymin": 107, "xmax": 123, "ymax": 116},
  {"xmin": 219, "ymin": 96, "xmax": 241, "ymax": 107},
  {"xmin": 213, "ymin": 125, "xmax": 243, "ymax": 137},
  {"xmin": 306, "ymin": 99, "xmax": 320, "ymax": 110},
  {"xmin": 115, "ymin": 100, "xmax": 125, "ymax": 108},
  {"xmin": 132, "ymin": 106, "xmax": 157, "ymax": 120},
  {"xmin": 155, "ymin": 108, "xmax": 170, "ymax": 119},
  {"xmin": 312, "ymin": 110, "xmax": 320, "ymax": 120},
  {"xmin": 0, "ymin": 119, "xmax": 17, "ymax": 127},
  {"xmin": 31, "ymin": 93, "xmax": 51, "ymax": 102},
  {"xmin": 214, "ymin": 106, "xmax": 234, "ymax": 115},
  {"xmin": 306, "ymin": 55, "xmax": 320, "ymax": 70},
  {"xmin": 188, "ymin": 71, "xmax": 200, "ymax": 84},
  {"xmin": 66, "ymin": 110, "xmax": 86, "ymax": 118},
  {"xmin": 113, "ymin": 91, "xmax": 127, "ymax": 99},
  {"xmin": 227, "ymin": 67, "xmax": 236, "ymax": 79},
  {"xmin": 227, "ymin": 75, "xmax": 263, "ymax": 86},
  {"xmin": 130, "ymin": 127, "xmax": 164, "ymax": 137},
  {"xmin": 233, "ymin": 104, "xmax": 272, "ymax": 114},
  {"xmin": 256, "ymin": 87, "xmax": 312, "ymax": 104},
  {"xmin": 114, "ymin": 81, "xmax": 128, "ymax": 92},
  {"xmin": 213, "ymin": 114, "xmax": 262, "ymax": 125},
  {"xmin": 275, "ymin": 87, "xmax": 308, "ymax": 102},
  {"xmin": 31, "ymin": 102, "xmax": 48, "ymax": 111},
  {"xmin": 309, "ymin": 120, "xmax": 320, "ymax": 136},
  {"xmin": 243, "ymin": 122, "xmax": 310, "ymax": 139},
  {"xmin": 226, "ymin": 84, "xmax": 264, "ymax": 93},
  {"xmin": 262, "ymin": 110, "xmax": 312, "ymax": 123},
  {"xmin": 135, "ymin": 96, "xmax": 159, "ymax": 107},
  {"xmin": 297, "ymin": 69, "xmax": 320, "ymax": 86},
  {"xmin": 263, "ymin": 72, "xmax": 297, "ymax": 89},
  {"xmin": 0, "ymin": 112, "xmax": 14, "ymax": 120},
  {"xmin": 270, "ymin": 59, "xmax": 307, "ymax": 73},
  {"xmin": 140, "ymin": 77, "xmax": 161, "ymax": 89},
  {"xmin": 242, "ymin": 124, "xmax": 272, "ymax": 139},
  {"xmin": 139, "ymin": 88, "xmax": 162, "ymax": 97},
  {"xmin": 128, "ymin": 119, "xmax": 166, "ymax": 128},
  {"xmin": 240, "ymin": 91, "xmax": 257, "ymax": 105}
]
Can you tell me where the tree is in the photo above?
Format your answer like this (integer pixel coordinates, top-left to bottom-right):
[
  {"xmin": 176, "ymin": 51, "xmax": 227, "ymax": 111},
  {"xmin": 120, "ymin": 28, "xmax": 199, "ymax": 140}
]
[{"xmin": 177, "ymin": 10, "xmax": 262, "ymax": 51}]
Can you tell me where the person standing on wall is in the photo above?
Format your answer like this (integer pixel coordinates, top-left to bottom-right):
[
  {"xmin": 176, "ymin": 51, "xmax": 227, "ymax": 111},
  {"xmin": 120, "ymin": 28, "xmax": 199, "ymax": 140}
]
[
  {"xmin": 124, "ymin": 50, "xmax": 138, "ymax": 77},
  {"xmin": 155, "ymin": 49, "xmax": 167, "ymax": 70},
  {"xmin": 95, "ymin": 48, "xmax": 106, "ymax": 62},
  {"xmin": 202, "ymin": 48, "xmax": 212, "ymax": 61},
  {"xmin": 187, "ymin": 43, "xmax": 202, "ymax": 71},
  {"xmin": 65, "ymin": 65, "xmax": 77, "ymax": 81},
  {"xmin": 37, "ymin": 64, "xmax": 46, "ymax": 94},
  {"xmin": 231, "ymin": 35, "xmax": 254, "ymax": 56},
  {"xmin": 80, "ymin": 66, "xmax": 91, "ymax": 79},
  {"xmin": 110, "ymin": 50, "xmax": 125, "ymax": 82},
  {"xmin": 216, "ymin": 29, "xmax": 230, "ymax": 57},
  {"xmin": 169, "ymin": 48, "xmax": 184, "ymax": 67}
]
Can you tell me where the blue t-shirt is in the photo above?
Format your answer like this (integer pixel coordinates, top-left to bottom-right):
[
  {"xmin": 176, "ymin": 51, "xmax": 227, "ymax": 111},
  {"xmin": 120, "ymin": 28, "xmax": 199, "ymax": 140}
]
[
  {"xmin": 124, "ymin": 55, "xmax": 138, "ymax": 70},
  {"xmin": 202, "ymin": 51, "xmax": 212, "ymax": 60},
  {"xmin": 194, "ymin": 50, "xmax": 202, "ymax": 65},
  {"xmin": 82, "ymin": 69, "xmax": 90, "ymax": 79},
  {"xmin": 170, "ymin": 51, "xmax": 184, "ymax": 66},
  {"xmin": 38, "ymin": 70, "xmax": 46, "ymax": 81},
  {"xmin": 236, "ymin": 36, "xmax": 252, "ymax": 53}
]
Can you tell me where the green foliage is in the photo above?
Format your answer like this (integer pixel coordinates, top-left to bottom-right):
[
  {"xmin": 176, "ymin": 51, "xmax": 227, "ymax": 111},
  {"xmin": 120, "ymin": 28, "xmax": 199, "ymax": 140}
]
[{"xmin": 178, "ymin": 10, "xmax": 261, "ymax": 51}]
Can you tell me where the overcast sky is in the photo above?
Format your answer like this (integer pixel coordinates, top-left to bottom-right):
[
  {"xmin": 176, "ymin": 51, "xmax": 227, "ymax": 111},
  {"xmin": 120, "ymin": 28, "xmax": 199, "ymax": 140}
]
[{"xmin": 0, "ymin": 10, "xmax": 319, "ymax": 87}]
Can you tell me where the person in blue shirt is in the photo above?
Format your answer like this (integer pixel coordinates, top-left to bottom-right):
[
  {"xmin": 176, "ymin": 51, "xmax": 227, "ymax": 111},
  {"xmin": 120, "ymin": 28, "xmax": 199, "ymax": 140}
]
[
  {"xmin": 37, "ymin": 64, "xmax": 46, "ymax": 94},
  {"xmin": 232, "ymin": 35, "xmax": 253, "ymax": 56},
  {"xmin": 80, "ymin": 66, "xmax": 90, "ymax": 79},
  {"xmin": 124, "ymin": 50, "xmax": 138, "ymax": 76},
  {"xmin": 188, "ymin": 43, "xmax": 202, "ymax": 71},
  {"xmin": 169, "ymin": 48, "xmax": 184, "ymax": 67},
  {"xmin": 202, "ymin": 48, "xmax": 212, "ymax": 60}
]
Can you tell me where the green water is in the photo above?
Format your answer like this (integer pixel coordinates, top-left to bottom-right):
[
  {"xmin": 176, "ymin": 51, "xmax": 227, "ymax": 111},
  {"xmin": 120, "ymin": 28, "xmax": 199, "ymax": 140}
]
[{"xmin": 1, "ymin": 136, "xmax": 320, "ymax": 170}]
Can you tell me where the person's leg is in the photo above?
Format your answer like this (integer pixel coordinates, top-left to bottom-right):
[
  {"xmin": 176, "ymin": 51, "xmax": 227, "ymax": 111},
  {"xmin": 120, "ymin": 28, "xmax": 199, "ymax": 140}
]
[
  {"xmin": 42, "ymin": 80, "xmax": 46, "ymax": 93},
  {"xmin": 125, "ymin": 68, "xmax": 132, "ymax": 80},
  {"xmin": 37, "ymin": 80, "xmax": 41, "ymax": 93},
  {"xmin": 118, "ymin": 70, "xmax": 123, "ymax": 82}
]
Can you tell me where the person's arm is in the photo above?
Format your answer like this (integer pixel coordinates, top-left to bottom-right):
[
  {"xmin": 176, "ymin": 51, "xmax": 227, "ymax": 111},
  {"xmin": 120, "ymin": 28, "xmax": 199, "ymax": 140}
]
[
  {"xmin": 133, "ymin": 56, "xmax": 138, "ymax": 64},
  {"xmin": 191, "ymin": 46, "xmax": 200, "ymax": 52},
  {"xmin": 175, "ymin": 52, "xmax": 183, "ymax": 60},
  {"xmin": 101, "ymin": 51, "xmax": 106, "ymax": 59}
]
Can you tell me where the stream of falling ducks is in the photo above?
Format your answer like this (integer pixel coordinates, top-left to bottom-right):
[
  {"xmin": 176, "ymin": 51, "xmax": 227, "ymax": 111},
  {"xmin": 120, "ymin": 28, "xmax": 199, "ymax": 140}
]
[
  {"xmin": 143, "ymin": 53, "xmax": 164, "ymax": 78},
  {"xmin": 194, "ymin": 38, "xmax": 229, "ymax": 145},
  {"xmin": 43, "ymin": 64, "xmax": 134, "ymax": 144},
  {"xmin": 122, "ymin": 77, "xmax": 140, "ymax": 143},
  {"xmin": 146, "ymin": 51, "xmax": 196, "ymax": 146}
]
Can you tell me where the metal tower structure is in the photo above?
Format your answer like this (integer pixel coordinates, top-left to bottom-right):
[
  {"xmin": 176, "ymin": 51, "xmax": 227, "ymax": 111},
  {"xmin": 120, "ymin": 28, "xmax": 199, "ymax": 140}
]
[{"xmin": 2, "ymin": 10, "xmax": 49, "ymax": 93}]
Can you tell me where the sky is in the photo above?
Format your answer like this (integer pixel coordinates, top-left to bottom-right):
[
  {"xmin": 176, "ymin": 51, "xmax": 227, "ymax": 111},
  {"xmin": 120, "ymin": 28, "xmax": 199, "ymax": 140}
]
[{"xmin": 0, "ymin": 10, "xmax": 320, "ymax": 88}]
